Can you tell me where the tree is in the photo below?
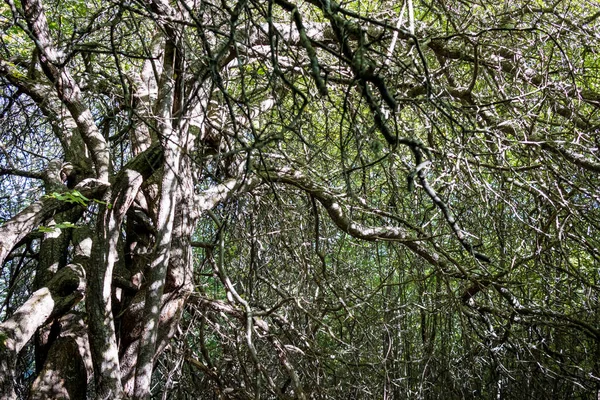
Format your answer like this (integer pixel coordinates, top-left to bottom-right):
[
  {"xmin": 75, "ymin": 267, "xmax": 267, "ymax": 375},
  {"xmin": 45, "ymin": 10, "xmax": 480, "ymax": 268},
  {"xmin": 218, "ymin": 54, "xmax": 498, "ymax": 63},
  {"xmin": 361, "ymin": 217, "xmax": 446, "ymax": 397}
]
[{"xmin": 1, "ymin": 0, "xmax": 600, "ymax": 398}]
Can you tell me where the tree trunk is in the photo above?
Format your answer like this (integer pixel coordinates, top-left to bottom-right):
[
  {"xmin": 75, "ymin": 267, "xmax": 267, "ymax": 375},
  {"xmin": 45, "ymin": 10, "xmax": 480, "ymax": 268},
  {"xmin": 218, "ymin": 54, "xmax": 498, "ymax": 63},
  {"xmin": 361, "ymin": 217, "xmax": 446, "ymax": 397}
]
[{"xmin": 0, "ymin": 264, "xmax": 86, "ymax": 399}]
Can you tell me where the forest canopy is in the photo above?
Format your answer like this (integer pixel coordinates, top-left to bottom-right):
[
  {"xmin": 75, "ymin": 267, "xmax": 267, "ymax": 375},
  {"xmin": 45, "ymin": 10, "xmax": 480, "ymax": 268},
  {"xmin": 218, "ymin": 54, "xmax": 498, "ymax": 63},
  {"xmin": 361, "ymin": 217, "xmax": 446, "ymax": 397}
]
[{"xmin": 1, "ymin": 0, "xmax": 600, "ymax": 398}]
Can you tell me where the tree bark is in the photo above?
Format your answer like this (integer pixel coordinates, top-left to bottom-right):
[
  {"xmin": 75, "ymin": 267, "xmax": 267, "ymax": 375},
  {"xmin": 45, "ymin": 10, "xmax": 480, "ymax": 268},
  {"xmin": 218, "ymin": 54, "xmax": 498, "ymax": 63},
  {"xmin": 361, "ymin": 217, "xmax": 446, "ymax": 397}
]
[
  {"xmin": 21, "ymin": 0, "xmax": 110, "ymax": 182},
  {"xmin": 86, "ymin": 170, "xmax": 145, "ymax": 400},
  {"xmin": 133, "ymin": 33, "xmax": 181, "ymax": 399},
  {"xmin": 29, "ymin": 312, "xmax": 93, "ymax": 400},
  {"xmin": 0, "ymin": 264, "xmax": 86, "ymax": 399}
]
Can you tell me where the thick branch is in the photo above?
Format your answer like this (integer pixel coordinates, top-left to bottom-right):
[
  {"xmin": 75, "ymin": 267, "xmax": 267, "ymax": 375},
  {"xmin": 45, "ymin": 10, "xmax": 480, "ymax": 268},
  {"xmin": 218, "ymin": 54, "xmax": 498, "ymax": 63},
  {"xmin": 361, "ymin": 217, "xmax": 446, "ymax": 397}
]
[
  {"xmin": 87, "ymin": 169, "xmax": 145, "ymax": 400},
  {"xmin": 0, "ymin": 181, "xmax": 108, "ymax": 267},
  {"xmin": 541, "ymin": 142, "xmax": 600, "ymax": 173},
  {"xmin": 0, "ymin": 59, "xmax": 89, "ymax": 168},
  {"xmin": 0, "ymin": 263, "xmax": 86, "ymax": 399},
  {"xmin": 0, "ymin": 166, "xmax": 44, "ymax": 180},
  {"xmin": 134, "ymin": 33, "xmax": 180, "ymax": 400},
  {"xmin": 21, "ymin": 0, "xmax": 110, "ymax": 181}
]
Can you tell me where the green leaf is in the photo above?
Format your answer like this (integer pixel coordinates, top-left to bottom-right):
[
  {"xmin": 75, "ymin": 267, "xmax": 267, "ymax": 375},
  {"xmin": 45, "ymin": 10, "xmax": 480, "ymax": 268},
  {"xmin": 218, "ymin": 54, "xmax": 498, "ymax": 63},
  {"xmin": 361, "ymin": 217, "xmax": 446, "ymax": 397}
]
[
  {"xmin": 38, "ymin": 222, "xmax": 79, "ymax": 233},
  {"xmin": 45, "ymin": 190, "xmax": 90, "ymax": 207},
  {"xmin": 54, "ymin": 222, "xmax": 79, "ymax": 229}
]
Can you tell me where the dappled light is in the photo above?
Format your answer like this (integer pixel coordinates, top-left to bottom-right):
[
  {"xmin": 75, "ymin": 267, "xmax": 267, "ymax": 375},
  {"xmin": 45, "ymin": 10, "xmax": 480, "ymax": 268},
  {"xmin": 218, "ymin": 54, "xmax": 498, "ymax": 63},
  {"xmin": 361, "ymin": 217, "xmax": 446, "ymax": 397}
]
[{"xmin": 1, "ymin": 0, "xmax": 600, "ymax": 398}]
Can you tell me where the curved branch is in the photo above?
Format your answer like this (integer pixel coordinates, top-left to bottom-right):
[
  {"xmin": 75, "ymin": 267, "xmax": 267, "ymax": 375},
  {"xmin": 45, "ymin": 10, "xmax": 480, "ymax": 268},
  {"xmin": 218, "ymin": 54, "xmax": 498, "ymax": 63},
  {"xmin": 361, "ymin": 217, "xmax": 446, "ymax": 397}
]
[
  {"xmin": 541, "ymin": 142, "xmax": 600, "ymax": 173},
  {"xmin": 0, "ymin": 182, "xmax": 108, "ymax": 267},
  {"xmin": 0, "ymin": 59, "xmax": 89, "ymax": 169},
  {"xmin": 261, "ymin": 168, "xmax": 448, "ymax": 269},
  {"xmin": 21, "ymin": 0, "xmax": 110, "ymax": 181},
  {"xmin": 415, "ymin": 159, "xmax": 491, "ymax": 263},
  {"xmin": 0, "ymin": 263, "xmax": 86, "ymax": 398}
]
